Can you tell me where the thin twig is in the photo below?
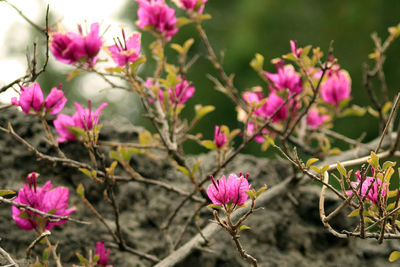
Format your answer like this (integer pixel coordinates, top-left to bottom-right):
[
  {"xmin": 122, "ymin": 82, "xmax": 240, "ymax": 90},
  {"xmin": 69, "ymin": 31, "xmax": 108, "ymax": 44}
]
[
  {"xmin": 26, "ymin": 230, "xmax": 51, "ymax": 258},
  {"xmin": 0, "ymin": 246, "xmax": 18, "ymax": 267}
]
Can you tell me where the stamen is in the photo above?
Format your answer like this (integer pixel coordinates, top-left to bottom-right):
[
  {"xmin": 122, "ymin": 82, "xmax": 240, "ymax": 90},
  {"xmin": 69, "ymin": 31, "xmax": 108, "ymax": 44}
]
[{"xmin": 210, "ymin": 175, "xmax": 219, "ymax": 192}]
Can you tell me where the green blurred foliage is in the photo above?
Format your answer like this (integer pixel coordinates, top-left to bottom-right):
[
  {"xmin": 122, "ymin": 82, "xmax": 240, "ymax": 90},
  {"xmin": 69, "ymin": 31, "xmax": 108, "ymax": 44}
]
[{"xmin": 34, "ymin": 0, "xmax": 400, "ymax": 155}]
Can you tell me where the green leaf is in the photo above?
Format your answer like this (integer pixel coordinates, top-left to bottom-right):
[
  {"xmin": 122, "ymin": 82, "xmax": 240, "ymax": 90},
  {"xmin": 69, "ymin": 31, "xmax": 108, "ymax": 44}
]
[
  {"xmin": 192, "ymin": 160, "xmax": 201, "ymax": 175},
  {"xmin": 367, "ymin": 106, "xmax": 380, "ymax": 118},
  {"xmin": 282, "ymin": 53, "xmax": 297, "ymax": 62},
  {"xmin": 388, "ymin": 190, "xmax": 398, "ymax": 198},
  {"xmin": 250, "ymin": 53, "xmax": 264, "ymax": 71},
  {"xmin": 301, "ymin": 45, "xmax": 312, "ymax": 57},
  {"xmin": 76, "ymin": 252, "xmax": 88, "ymax": 264},
  {"xmin": 306, "ymin": 158, "xmax": 319, "ymax": 168},
  {"xmin": 105, "ymin": 66, "xmax": 125, "ymax": 74},
  {"xmin": 382, "ymin": 161, "xmax": 396, "ymax": 170},
  {"xmin": 18, "ymin": 211, "xmax": 31, "ymax": 219},
  {"xmin": 256, "ymin": 185, "xmax": 268, "ymax": 198},
  {"xmin": 387, "ymin": 202, "xmax": 397, "ymax": 211},
  {"xmin": 347, "ymin": 208, "xmax": 359, "ymax": 217},
  {"xmin": 389, "ymin": 251, "xmax": 400, "ymax": 262},
  {"xmin": 175, "ymin": 164, "xmax": 190, "ymax": 177},
  {"xmin": 43, "ymin": 247, "xmax": 51, "ymax": 261},
  {"xmin": 129, "ymin": 56, "xmax": 146, "ymax": 74},
  {"xmin": 310, "ymin": 166, "xmax": 320, "ymax": 174},
  {"xmin": 238, "ymin": 225, "xmax": 251, "ymax": 232},
  {"xmin": 261, "ymin": 136, "xmax": 275, "ymax": 151},
  {"xmin": 66, "ymin": 69, "xmax": 82, "ymax": 81},
  {"xmin": 194, "ymin": 105, "xmax": 215, "ymax": 121},
  {"xmin": 177, "ymin": 17, "xmax": 192, "ymax": 27},
  {"xmin": 170, "ymin": 43, "xmax": 184, "ymax": 54},
  {"xmin": 320, "ymin": 165, "xmax": 330, "ymax": 174},
  {"xmin": 207, "ymin": 204, "xmax": 221, "ymax": 209},
  {"xmin": 369, "ymin": 151, "xmax": 379, "ymax": 169},
  {"xmin": 0, "ymin": 189, "xmax": 15, "ymax": 197},
  {"xmin": 199, "ymin": 13, "xmax": 212, "ymax": 22},
  {"xmin": 76, "ymin": 184, "xmax": 85, "ymax": 197},
  {"xmin": 183, "ymin": 38, "xmax": 195, "ymax": 53},
  {"xmin": 201, "ymin": 140, "xmax": 217, "ymax": 150},
  {"xmin": 245, "ymin": 189, "xmax": 256, "ymax": 199},
  {"xmin": 382, "ymin": 101, "xmax": 393, "ymax": 115},
  {"xmin": 336, "ymin": 162, "xmax": 347, "ymax": 176},
  {"xmin": 93, "ymin": 254, "xmax": 100, "ymax": 263},
  {"xmin": 106, "ymin": 161, "xmax": 118, "ymax": 176},
  {"xmin": 67, "ymin": 126, "xmax": 88, "ymax": 140},
  {"xmin": 341, "ymin": 105, "xmax": 366, "ymax": 117}
]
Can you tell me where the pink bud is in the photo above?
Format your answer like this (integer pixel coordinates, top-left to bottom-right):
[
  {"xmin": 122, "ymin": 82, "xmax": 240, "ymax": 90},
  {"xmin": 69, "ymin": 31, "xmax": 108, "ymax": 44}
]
[
  {"xmin": 214, "ymin": 126, "xmax": 227, "ymax": 148},
  {"xmin": 206, "ymin": 173, "xmax": 250, "ymax": 206},
  {"xmin": 346, "ymin": 170, "xmax": 387, "ymax": 205},
  {"xmin": 306, "ymin": 109, "xmax": 329, "ymax": 129},
  {"xmin": 169, "ymin": 79, "xmax": 195, "ymax": 105},
  {"xmin": 320, "ymin": 69, "xmax": 351, "ymax": 106},
  {"xmin": 73, "ymin": 101, "xmax": 108, "ymax": 130},
  {"xmin": 12, "ymin": 176, "xmax": 75, "ymax": 231},
  {"xmin": 262, "ymin": 92, "xmax": 288, "ymax": 122},
  {"xmin": 179, "ymin": 0, "xmax": 208, "ymax": 12},
  {"xmin": 45, "ymin": 87, "xmax": 67, "ymax": 115},
  {"xmin": 17, "ymin": 83, "xmax": 44, "ymax": 114},
  {"xmin": 290, "ymin": 40, "xmax": 302, "ymax": 58},
  {"xmin": 136, "ymin": 0, "xmax": 178, "ymax": 41},
  {"xmin": 96, "ymin": 241, "xmax": 111, "ymax": 266}
]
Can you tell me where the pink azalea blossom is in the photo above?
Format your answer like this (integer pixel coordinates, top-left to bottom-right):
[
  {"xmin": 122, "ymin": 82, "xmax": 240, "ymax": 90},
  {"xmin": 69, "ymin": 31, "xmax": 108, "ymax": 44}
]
[
  {"xmin": 54, "ymin": 101, "xmax": 108, "ymax": 143},
  {"xmin": 96, "ymin": 241, "xmax": 112, "ymax": 267},
  {"xmin": 108, "ymin": 30, "xmax": 141, "ymax": 66},
  {"xmin": 136, "ymin": 0, "xmax": 178, "ymax": 41},
  {"xmin": 11, "ymin": 83, "xmax": 44, "ymax": 114},
  {"xmin": 262, "ymin": 92, "xmax": 288, "ymax": 122},
  {"xmin": 214, "ymin": 126, "xmax": 227, "ymax": 148},
  {"xmin": 265, "ymin": 60, "xmax": 303, "ymax": 94},
  {"xmin": 44, "ymin": 86, "xmax": 68, "ymax": 115},
  {"xmin": 12, "ymin": 172, "xmax": 75, "ymax": 231},
  {"xmin": 50, "ymin": 23, "xmax": 102, "ymax": 65},
  {"xmin": 242, "ymin": 89, "xmax": 266, "ymax": 117},
  {"xmin": 207, "ymin": 173, "xmax": 250, "ymax": 206},
  {"xmin": 179, "ymin": 0, "xmax": 208, "ymax": 12},
  {"xmin": 306, "ymin": 109, "xmax": 329, "ymax": 129},
  {"xmin": 320, "ymin": 69, "xmax": 351, "ymax": 106},
  {"xmin": 246, "ymin": 122, "xmax": 267, "ymax": 143},
  {"xmin": 290, "ymin": 40, "xmax": 302, "ymax": 58},
  {"xmin": 347, "ymin": 170, "xmax": 387, "ymax": 205},
  {"xmin": 169, "ymin": 79, "xmax": 195, "ymax": 105}
]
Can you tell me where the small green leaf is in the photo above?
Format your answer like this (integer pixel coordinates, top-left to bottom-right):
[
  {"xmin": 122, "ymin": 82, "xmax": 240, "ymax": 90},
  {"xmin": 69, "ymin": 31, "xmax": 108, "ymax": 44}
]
[
  {"xmin": 177, "ymin": 17, "xmax": 192, "ymax": 27},
  {"xmin": 261, "ymin": 136, "xmax": 275, "ymax": 151},
  {"xmin": 76, "ymin": 252, "xmax": 88, "ymax": 264},
  {"xmin": 245, "ymin": 189, "xmax": 256, "ymax": 199},
  {"xmin": 336, "ymin": 162, "xmax": 347, "ymax": 176},
  {"xmin": 183, "ymin": 38, "xmax": 195, "ymax": 53},
  {"xmin": 282, "ymin": 53, "xmax": 297, "ymax": 62},
  {"xmin": 238, "ymin": 225, "xmax": 251, "ymax": 232},
  {"xmin": 310, "ymin": 166, "xmax": 320, "ymax": 174},
  {"xmin": 250, "ymin": 53, "xmax": 264, "ymax": 71},
  {"xmin": 129, "ymin": 56, "xmax": 146, "ymax": 74},
  {"xmin": 0, "ymin": 189, "xmax": 15, "ymax": 197},
  {"xmin": 192, "ymin": 160, "xmax": 201, "ymax": 175},
  {"xmin": 306, "ymin": 158, "xmax": 319, "ymax": 168},
  {"xmin": 43, "ymin": 247, "xmax": 51, "ymax": 261},
  {"xmin": 342, "ymin": 105, "xmax": 366, "ymax": 117},
  {"xmin": 201, "ymin": 140, "xmax": 217, "ymax": 150},
  {"xmin": 175, "ymin": 164, "xmax": 190, "ymax": 177},
  {"xmin": 67, "ymin": 126, "xmax": 88, "ymax": 140},
  {"xmin": 389, "ymin": 251, "xmax": 400, "ymax": 262},
  {"xmin": 18, "ymin": 211, "xmax": 31, "ymax": 219},
  {"xmin": 369, "ymin": 151, "xmax": 379, "ymax": 169},
  {"xmin": 199, "ymin": 13, "xmax": 212, "ymax": 22},
  {"xmin": 347, "ymin": 208, "xmax": 360, "ymax": 217},
  {"xmin": 93, "ymin": 254, "xmax": 100, "ymax": 263},
  {"xmin": 387, "ymin": 202, "xmax": 397, "ymax": 211},
  {"xmin": 382, "ymin": 161, "xmax": 396, "ymax": 170},
  {"xmin": 367, "ymin": 106, "xmax": 380, "ymax": 118},
  {"xmin": 207, "ymin": 204, "xmax": 221, "ymax": 209},
  {"xmin": 256, "ymin": 185, "xmax": 268, "ymax": 198},
  {"xmin": 76, "ymin": 184, "xmax": 85, "ymax": 197},
  {"xmin": 66, "ymin": 69, "xmax": 82, "ymax": 81},
  {"xmin": 388, "ymin": 190, "xmax": 399, "ymax": 198},
  {"xmin": 194, "ymin": 105, "xmax": 215, "ymax": 121},
  {"xmin": 170, "ymin": 43, "xmax": 184, "ymax": 54},
  {"xmin": 105, "ymin": 66, "xmax": 125, "ymax": 74},
  {"xmin": 382, "ymin": 101, "xmax": 393, "ymax": 115},
  {"xmin": 320, "ymin": 165, "xmax": 330, "ymax": 174}
]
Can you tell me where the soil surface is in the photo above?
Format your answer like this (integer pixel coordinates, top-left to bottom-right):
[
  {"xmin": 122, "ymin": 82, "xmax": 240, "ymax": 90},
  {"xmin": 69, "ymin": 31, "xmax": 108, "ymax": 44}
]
[{"xmin": 0, "ymin": 109, "xmax": 398, "ymax": 266}]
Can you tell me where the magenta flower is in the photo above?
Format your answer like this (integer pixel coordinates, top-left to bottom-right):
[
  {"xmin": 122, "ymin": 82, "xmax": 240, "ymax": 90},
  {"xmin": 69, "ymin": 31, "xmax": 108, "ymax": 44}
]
[
  {"xmin": 320, "ymin": 69, "xmax": 351, "ymax": 106},
  {"xmin": 246, "ymin": 122, "xmax": 267, "ymax": 143},
  {"xmin": 72, "ymin": 102, "xmax": 108, "ymax": 130},
  {"xmin": 214, "ymin": 126, "xmax": 227, "ymax": 148},
  {"xmin": 50, "ymin": 32, "xmax": 85, "ymax": 64},
  {"xmin": 44, "ymin": 86, "xmax": 68, "ymax": 115},
  {"xmin": 50, "ymin": 23, "xmax": 102, "ymax": 66},
  {"xmin": 169, "ymin": 79, "xmax": 195, "ymax": 105},
  {"xmin": 265, "ymin": 60, "xmax": 303, "ymax": 94},
  {"xmin": 242, "ymin": 89, "xmax": 266, "ymax": 117},
  {"xmin": 108, "ymin": 30, "xmax": 141, "ymax": 66},
  {"xmin": 180, "ymin": 0, "xmax": 208, "ymax": 12},
  {"xmin": 306, "ymin": 109, "xmax": 329, "ymax": 129},
  {"xmin": 54, "ymin": 101, "xmax": 108, "ymax": 143},
  {"xmin": 96, "ymin": 241, "xmax": 112, "ymax": 267},
  {"xmin": 347, "ymin": 170, "xmax": 387, "ymax": 205},
  {"xmin": 262, "ymin": 92, "xmax": 288, "ymax": 122},
  {"xmin": 11, "ymin": 83, "xmax": 44, "ymax": 114},
  {"xmin": 12, "ymin": 172, "xmax": 75, "ymax": 231},
  {"xmin": 207, "ymin": 173, "xmax": 250, "ymax": 206},
  {"xmin": 290, "ymin": 40, "xmax": 302, "ymax": 58},
  {"xmin": 136, "ymin": 0, "xmax": 178, "ymax": 41}
]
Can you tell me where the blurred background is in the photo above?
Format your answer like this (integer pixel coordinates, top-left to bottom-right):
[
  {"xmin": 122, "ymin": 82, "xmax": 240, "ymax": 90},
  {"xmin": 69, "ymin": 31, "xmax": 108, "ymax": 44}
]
[{"xmin": 1, "ymin": 0, "xmax": 400, "ymax": 155}]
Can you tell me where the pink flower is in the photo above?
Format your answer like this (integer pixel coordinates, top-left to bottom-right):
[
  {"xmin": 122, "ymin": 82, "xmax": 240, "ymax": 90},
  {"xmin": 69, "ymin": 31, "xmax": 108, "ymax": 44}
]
[
  {"xmin": 44, "ymin": 86, "xmax": 67, "ymax": 115},
  {"xmin": 320, "ymin": 69, "xmax": 351, "ymax": 106},
  {"xmin": 179, "ymin": 0, "xmax": 208, "ymax": 12},
  {"xmin": 96, "ymin": 241, "xmax": 112, "ymax": 267},
  {"xmin": 73, "ymin": 102, "xmax": 108, "ymax": 130},
  {"xmin": 207, "ymin": 173, "xmax": 250, "ymax": 206},
  {"xmin": 12, "ymin": 172, "xmax": 75, "ymax": 231},
  {"xmin": 169, "ymin": 79, "xmax": 195, "ymax": 104},
  {"xmin": 347, "ymin": 170, "xmax": 387, "ymax": 205},
  {"xmin": 54, "ymin": 101, "xmax": 108, "ymax": 143},
  {"xmin": 53, "ymin": 114, "xmax": 76, "ymax": 143},
  {"xmin": 50, "ymin": 23, "xmax": 102, "ymax": 65},
  {"xmin": 265, "ymin": 60, "xmax": 303, "ymax": 94},
  {"xmin": 246, "ymin": 122, "xmax": 266, "ymax": 143},
  {"xmin": 306, "ymin": 109, "xmax": 329, "ymax": 129},
  {"xmin": 290, "ymin": 40, "xmax": 302, "ymax": 58},
  {"xmin": 242, "ymin": 89, "xmax": 266, "ymax": 117},
  {"xmin": 214, "ymin": 126, "xmax": 227, "ymax": 148},
  {"xmin": 11, "ymin": 83, "xmax": 44, "ymax": 114},
  {"xmin": 136, "ymin": 0, "xmax": 178, "ymax": 41},
  {"xmin": 108, "ymin": 30, "xmax": 141, "ymax": 67},
  {"xmin": 262, "ymin": 92, "xmax": 288, "ymax": 122}
]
